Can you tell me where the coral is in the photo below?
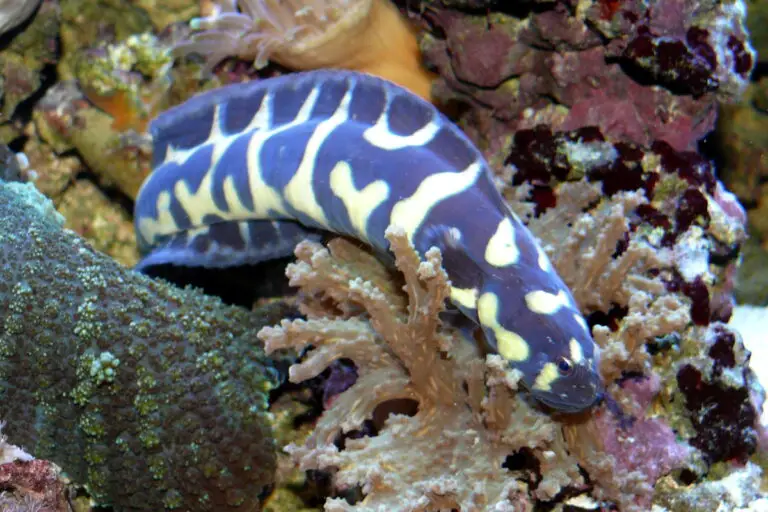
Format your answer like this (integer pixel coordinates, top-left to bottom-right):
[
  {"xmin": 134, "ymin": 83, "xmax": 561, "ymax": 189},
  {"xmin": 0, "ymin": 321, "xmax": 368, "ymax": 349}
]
[
  {"xmin": 57, "ymin": 0, "xmax": 154, "ymax": 81},
  {"xmin": 17, "ymin": 132, "xmax": 83, "ymax": 198},
  {"xmin": 502, "ymin": 126, "xmax": 745, "ymax": 335},
  {"xmin": 585, "ymin": 375, "xmax": 691, "ymax": 494},
  {"xmin": 0, "ymin": 177, "xmax": 282, "ymax": 511},
  {"xmin": 260, "ymin": 229, "xmax": 571, "ymax": 510},
  {"xmin": 0, "ymin": 424, "xmax": 33, "ymax": 465},
  {"xmin": 672, "ymin": 324, "xmax": 760, "ymax": 465},
  {"xmin": 177, "ymin": 0, "xmax": 436, "ymax": 101},
  {"xmin": 499, "ymin": 124, "xmax": 764, "ymax": 473},
  {"xmin": 0, "ymin": 0, "xmax": 755, "ymax": 508},
  {"xmin": 0, "ymin": 146, "xmax": 34, "ymax": 183},
  {"xmin": 261, "ymin": 390, "xmax": 325, "ymax": 512},
  {"xmin": 253, "ymin": 113, "xmax": 762, "ymax": 507},
  {"xmin": 259, "ymin": 228, "xmax": 706, "ymax": 510},
  {"xmin": 0, "ymin": 424, "xmax": 68, "ymax": 512},
  {"xmin": 418, "ymin": 0, "xmax": 754, "ymax": 155},
  {"xmin": 133, "ymin": 0, "xmax": 199, "ymax": 31}
]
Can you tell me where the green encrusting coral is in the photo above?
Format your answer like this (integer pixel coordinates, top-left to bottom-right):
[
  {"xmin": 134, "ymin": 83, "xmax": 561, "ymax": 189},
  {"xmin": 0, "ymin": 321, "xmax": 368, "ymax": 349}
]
[{"xmin": 0, "ymin": 179, "xmax": 280, "ymax": 511}]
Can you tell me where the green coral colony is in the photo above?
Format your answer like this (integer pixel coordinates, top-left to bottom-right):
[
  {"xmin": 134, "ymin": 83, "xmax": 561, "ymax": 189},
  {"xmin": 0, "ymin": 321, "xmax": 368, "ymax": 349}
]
[{"xmin": 0, "ymin": 181, "xmax": 278, "ymax": 511}]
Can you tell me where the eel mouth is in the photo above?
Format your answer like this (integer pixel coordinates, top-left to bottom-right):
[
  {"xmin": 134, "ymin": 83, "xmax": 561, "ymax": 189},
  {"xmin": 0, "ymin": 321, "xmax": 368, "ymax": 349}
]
[{"xmin": 530, "ymin": 381, "xmax": 604, "ymax": 414}]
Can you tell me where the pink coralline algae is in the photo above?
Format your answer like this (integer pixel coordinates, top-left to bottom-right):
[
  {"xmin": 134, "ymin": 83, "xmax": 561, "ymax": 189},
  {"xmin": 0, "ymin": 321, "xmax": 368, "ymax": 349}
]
[
  {"xmin": 420, "ymin": 0, "xmax": 755, "ymax": 154},
  {"xmin": 677, "ymin": 324, "xmax": 759, "ymax": 464},
  {"xmin": 592, "ymin": 374, "xmax": 690, "ymax": 502}
]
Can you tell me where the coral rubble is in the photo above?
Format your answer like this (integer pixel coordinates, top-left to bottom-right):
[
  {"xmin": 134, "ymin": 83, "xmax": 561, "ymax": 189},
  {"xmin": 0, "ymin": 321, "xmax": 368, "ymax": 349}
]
[
  {"xmin": 74, "ymin": 32, "xmax": 174, "ymax": 133},
  {"xmin": 0, "ymin": 178, "xmax": 281, "ymax": 511},
  {"xmin": 33, "ymin": 79, "xmax": 154, "ymax": 201},
  {"xmin": 0, "ymin": 0, "xmax": 59, "ymax": 142}
]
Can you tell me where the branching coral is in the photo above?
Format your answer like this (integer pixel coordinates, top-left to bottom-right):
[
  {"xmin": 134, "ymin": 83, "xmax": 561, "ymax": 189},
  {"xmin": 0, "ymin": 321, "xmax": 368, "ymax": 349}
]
[
  {"xmin": 177, "ymin": 0, "xmax": 436, "ymax": 101},
  {"xmin": 520, "ymin": 184, "xmax": 691, "ymax": 382},
  {"xmin": 259, "ymin": 227, "xmax": 691, "ymax": 510},
  {"xmin": 499, "ymin": 129, "xmax": 748, "ymax": 387}
]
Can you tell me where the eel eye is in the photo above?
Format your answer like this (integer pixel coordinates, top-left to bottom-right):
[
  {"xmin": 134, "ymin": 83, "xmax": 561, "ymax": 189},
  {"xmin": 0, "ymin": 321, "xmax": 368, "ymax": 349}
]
[{"xmin": 556, "ymin": 357, "xmax": 573, "ymax": 376}]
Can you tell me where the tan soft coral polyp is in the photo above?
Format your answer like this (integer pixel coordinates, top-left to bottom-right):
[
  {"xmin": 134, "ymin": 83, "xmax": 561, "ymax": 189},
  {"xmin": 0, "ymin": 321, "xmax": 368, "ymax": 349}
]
[{"xmin": 183, "ymin": 0, "xmax": 436, "ymax": 101}]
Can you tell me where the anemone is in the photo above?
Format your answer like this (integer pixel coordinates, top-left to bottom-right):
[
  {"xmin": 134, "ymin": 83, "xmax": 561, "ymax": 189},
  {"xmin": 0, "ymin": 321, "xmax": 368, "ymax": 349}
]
[{"xmin": 177, "ymin": 0, "xmax": 435, "ymax": 101}]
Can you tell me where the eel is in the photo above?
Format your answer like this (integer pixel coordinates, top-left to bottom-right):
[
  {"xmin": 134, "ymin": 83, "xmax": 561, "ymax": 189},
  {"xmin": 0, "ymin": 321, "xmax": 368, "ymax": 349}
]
[{"xmin": 134, "ymin": 70, "xmax": 602, "ymax": 412}]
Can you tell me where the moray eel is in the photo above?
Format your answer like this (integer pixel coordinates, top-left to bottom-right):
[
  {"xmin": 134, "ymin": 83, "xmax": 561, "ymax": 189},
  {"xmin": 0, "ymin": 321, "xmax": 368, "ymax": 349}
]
[{"xmin": 134, "ymin": 70, "xmax": 602, "ymax": 412}]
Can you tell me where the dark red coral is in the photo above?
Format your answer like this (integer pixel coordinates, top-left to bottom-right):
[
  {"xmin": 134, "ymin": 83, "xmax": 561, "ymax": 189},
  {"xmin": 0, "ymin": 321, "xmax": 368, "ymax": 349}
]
[
  {"xmin": 504, "ymin": 125, "xmax": 738, "ymax": 328},
  {"xmin": 652, "ymin": 140, "xmax": 716, "ymax": 194},
  {"xmin": 505, "ymin": 126, "xmax": 569, "ymax": 185},
  {"xmin": 623, "ymin": 26, "xmax": 719, "ymax": 96},
  {"xmin": 681, "ymin": 276, "xmax": 711, "ymax": 326},
  {"xmin": 504, "ymin": 126, "xmax": 717, "ymax": 234},
  {"xmin": 677, "ymin": 363, "xmax": 757, "ymax": 464},
  {"xmin": 726, "ymin": 35, "xmax": 753, "ymax": 76},
  {"xmin": 708, "ymin": 324, "xmax": 737, "ymax": 370}
]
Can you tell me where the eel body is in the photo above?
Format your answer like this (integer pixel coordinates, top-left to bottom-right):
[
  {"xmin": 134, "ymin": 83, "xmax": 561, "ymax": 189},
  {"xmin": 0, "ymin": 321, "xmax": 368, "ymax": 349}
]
[{"xmin": 134, "ymin": 70, "xmax": 601, "ymax": 411}]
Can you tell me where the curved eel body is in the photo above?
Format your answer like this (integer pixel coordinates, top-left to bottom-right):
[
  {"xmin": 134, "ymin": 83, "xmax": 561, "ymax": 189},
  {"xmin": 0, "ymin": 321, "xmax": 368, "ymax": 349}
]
[{"xmin": 134, "ymin": 70, "xmax": 602, "ymax": 411}]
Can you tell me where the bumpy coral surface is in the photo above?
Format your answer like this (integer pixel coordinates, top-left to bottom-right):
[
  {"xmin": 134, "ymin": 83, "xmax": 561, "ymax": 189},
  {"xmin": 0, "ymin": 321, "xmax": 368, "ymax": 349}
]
[{"xmin": 0, "ymin": 179, "xmax": 280, "ymax": 511}]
